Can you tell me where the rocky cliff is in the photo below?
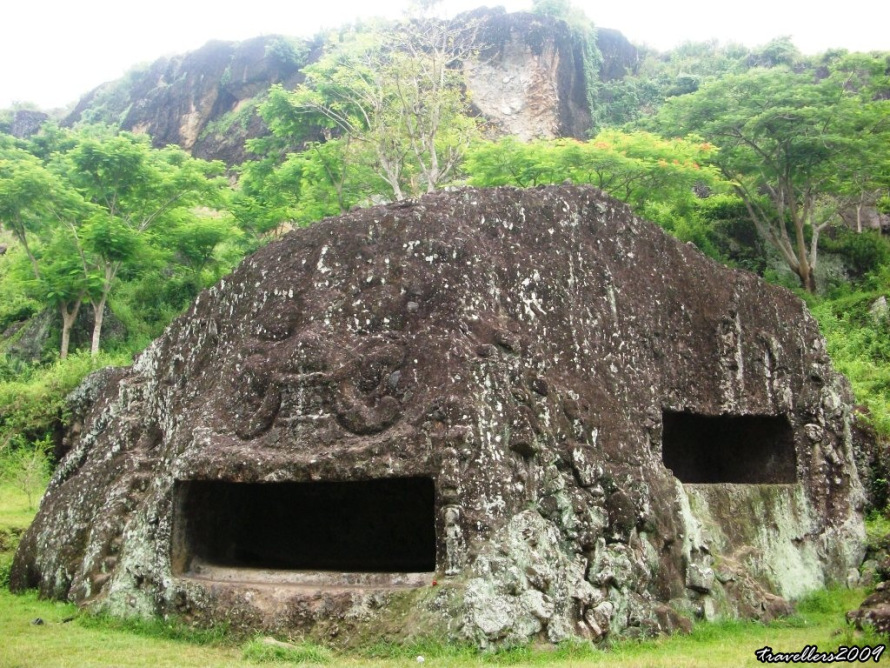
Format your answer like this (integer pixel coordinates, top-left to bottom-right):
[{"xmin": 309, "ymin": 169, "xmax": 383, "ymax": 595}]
[
  {"xmin": 12, "ymin": 186, "xmax": 865, "ymax": 647},
  {"xmin": 463, "ymin": 9, "xmax": 635, "ymax": 140},
  {"xmin": 64, "ymin": 35, "xmax": 312, "ymax": 165},
  {"xmin": 63, "ymin": 11, "xmax": 638, "ymax": 164}
]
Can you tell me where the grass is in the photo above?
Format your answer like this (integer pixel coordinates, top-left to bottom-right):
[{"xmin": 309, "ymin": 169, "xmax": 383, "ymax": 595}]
[
  {"xmin": 241, "ymin": 637, "xmax": 333, "ymax": 664},
  {"xmin": 0, "ymin": 482, "xmax": 38, "ymax": 588},
  {"xmin": 0, "ymin": 586, "xmax": 879, "ymax": 667},
  {"xmin": 0, "ymin": 483, "xmax": 883, "ymax": 666},
  {"xmin": 0, "ymin": 590, "xmax": 247, "ymax": 667},
  {"xmin": 0, "ymin": 479, "xmax": 245, "ymax": 666},
  {"xmin": 866, "ymin": 510, "xmax": 890, "ymax": 548}
]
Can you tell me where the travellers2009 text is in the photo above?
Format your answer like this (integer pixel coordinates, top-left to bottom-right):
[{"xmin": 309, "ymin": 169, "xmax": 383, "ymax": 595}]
[{"xmin": 754, "ymin": 644, "xmax": 885, "ymax": 663}]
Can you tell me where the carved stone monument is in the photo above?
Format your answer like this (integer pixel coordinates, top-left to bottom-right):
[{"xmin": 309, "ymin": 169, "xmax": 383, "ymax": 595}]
[{"xmin": 13, "ymin": 186, "xmax": 866, "ymax": 647}]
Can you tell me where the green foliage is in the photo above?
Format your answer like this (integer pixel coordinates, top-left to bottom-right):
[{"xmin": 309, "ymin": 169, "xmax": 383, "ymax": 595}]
[
  {"xmin": 821, "ymin": 228, "xmax": 890, "ymax": 281},
  {"xmin": 0, "ymin": 354, "xmax": 35, "ymax": 384},
  {"xmin": 257, "ymin": 16, "xmax": 480, "ymax": 202},
  {"xmin": 358, "ymin": 636, "xmax": 603, "ymax": 663},
  {"xmin": 83, "ymin": 214, "xmax": 141, "ymax": 263},
  {"xmin": 241, "ymin": 638, "xmax": 332, "ymax": 664},
  {"xmin": 689, "ymin": 193, "xmax": 769, "ymax": 272},
  {"xmin": 656, "ymin": 64, "xmax": 890, "ymax": 291},
  {"xmin": 77, "ymin": 610, "xmax": 231, "ymax": 646},
  {"xmin": 746, "ymin": 36, "xmax": 800, "ymax": 68},
  {"xmin": 466, "ymin": 131, "xmax": 724, "ymax": 234},
  {"xmin": 0, "ymin": 583, "xmax": 879, "ymax": 667},
  {"xmin": 0, "ymin": 249, "xmax": 40, "ymax": 331},
  {"xmin": 531, "ymin": 0, "xmax": 591, "ymax": 33},
  {"xmin": 596, "ymin": 40, "xmax": 749, "ymax": 127},
  {"xmin": 76, "ymin": 64, "xmax": 150, "ymax": 128},
  {"xmin": 809, "ymin": 282, "xmax": 890, "ymax": 437},
  {"xmin": 865, "ymin": 510, "xmax": 890, "ymax": 548},
  {"xmin": 199, "ymin": 98, "xmax": 261, "ymax": 141},
  {"xmin": 595, "ymin": 78, "xmax": 660, "ymax": 127},
  {"xmin": 0, "ymin": 351, "xmax": 130, "ymax": 448},
  {"xmin": 234, "ymin": 135, "xmax": 385, "ymax": 234},
  {"xmin": 27, "ymin": 129, "xmax": 231, "ymax": 356},
  {"xmin": 263, "ymin": 37, "xmax": 309, "ymax": 72},
  {"xmin": 2, "ymin": 125, "xmax": 234, "ymax": 360},
  {"xmin": 168, "ymin": 214, "xmax": 241, "ymax": 275},
  {"xmin": 0, "ymin": 552, "xmax": 12, "ymax": 588},
  {"xmin": 0, "ymin": 141, "xmax": 73, "ymax": 281},
  {"xmin": 796, "ymin": 586, "xmax": 854, "ymax": 616},
  {"xmin": 0, "ymin": 110, "xmax": 12, "ymax": 135}
]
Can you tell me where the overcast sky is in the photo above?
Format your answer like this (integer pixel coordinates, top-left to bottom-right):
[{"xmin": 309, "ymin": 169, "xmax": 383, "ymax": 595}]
[{"xmin": 2, "ymin": 0, "xmax": 888, "ymax": 111}]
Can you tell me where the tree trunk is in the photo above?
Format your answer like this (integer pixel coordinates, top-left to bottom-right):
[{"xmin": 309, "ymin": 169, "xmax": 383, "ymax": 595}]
[
  {"xmin": 14, "ymin": 229, "xmax": 41, "ymax": 281},
  {"xmin": 90, "ymin": 296, "xmax": 107, "ymax": 357},
  {"xmin": 798, "ymin": 265, "xmax": 817, "ymax": 293},
  {"xmin": 59, "ymin": 299, "xmax": 82, "ymax": 360}
]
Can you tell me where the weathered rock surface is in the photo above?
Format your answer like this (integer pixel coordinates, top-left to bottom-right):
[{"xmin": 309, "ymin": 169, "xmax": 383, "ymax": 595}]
[
  {"xmin": 595, "ymin": 28, "xmax": 640, "ymax": 81},
  {"xmin": 848, "ymin": 581, "xmax": 890, "ymax": 634},
  {"xmin": 12, "ymin": 186, "xmax": 866, "ymax": 646},
  {"xmin": 63, "ymin": 11, "xmax": 638, "ymax": 164},
  {"xmin": 64, "ymin": 36, "xmax": 310, "ymax": 165},
  {"xmin": 464, "ymin": 9, "xmax": 623, "ymax": 141},
  {"xmin": 9, "ymin": 110, "xmax": 49, "ymax": 139}
]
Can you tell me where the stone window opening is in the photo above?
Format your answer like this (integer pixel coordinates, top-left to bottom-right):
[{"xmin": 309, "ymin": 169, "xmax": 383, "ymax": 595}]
[
  {"xmin": 172, "ymin": 477, "xmax": 437, "ymax": 575},
  {"xmin": 661, "ymin": 411, "xmax": 796, "ymax": 484}
]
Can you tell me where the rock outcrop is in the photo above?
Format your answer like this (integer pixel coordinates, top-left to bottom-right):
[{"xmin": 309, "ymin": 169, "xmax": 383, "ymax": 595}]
[
  {"xmin": 465, "ymin": 9, "xmax": 594, "ymax": 140},
  {"xmin": 848, "ymin": 582, "xmax": 890, "ymax": 634},
  {"xmin": 12, "ymin": 186, "xmax": 865, "ymax": 647},
  {"xmin": 9, "ymin": 110, "xmax": 49, "ymax": 139},
  {"xmin": 64, "ymin": 36, "xmax": 311, "ymax": 165},
  {"xmin": 64, "ymin": 11, "xmax": 638, "ymax": 165}
]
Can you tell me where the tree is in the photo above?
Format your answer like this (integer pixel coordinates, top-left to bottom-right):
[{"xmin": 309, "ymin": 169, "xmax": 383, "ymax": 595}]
[
  {"xmin": 0, "ymin": 142, "xmax": 95, "ymax": 358},
  {"xmin": 746, "ymin": 36, "xmax": 799, "ymax": 68},
  {"xmin": 258, "ymin": 13, "xmax": 479, "ymax": 201},
  {"xmin": 466, "ymin": 130, "xmax": 723, "ymax": 224},
  {"xmin": 169, "ymin": 215, "xmax": 238, "ymax": 277},
  {"xmin": 532, "ymin": 0, "xmax": 591, "ymax": 33},
  {"xmin": 657, "ymin": 67, "xmax": 890, "ymax": 292},
  {"xmin": 234, "ymin": 134, "xmax": 385, "ymax": 236},
  {"xmin": 1, "ymin": 437, "xmax": 52, "ymax": 510},
  {"xmin": 40, "ymin": 227, "xmax": 92, "ymax": 359},
  {"xmin": 825, "ymin": 53, "xmax": 890, "ymax": 234},
  {"xmin": 0, "ymin": 145, "xmax": 57, "ymax": 281},
  {"xmin": 61, "ymin": 133, "xmax": 227, "ymax": 355}
]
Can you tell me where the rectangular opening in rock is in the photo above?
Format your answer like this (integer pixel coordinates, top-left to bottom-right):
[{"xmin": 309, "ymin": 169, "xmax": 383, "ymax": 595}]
[
  {"xmin": 172, "ymin": 477, "xmax": 436, "ymax": 574},
  {"xmin": 661, "ymin": 411, "xmax": 796, "ymax": 484}
]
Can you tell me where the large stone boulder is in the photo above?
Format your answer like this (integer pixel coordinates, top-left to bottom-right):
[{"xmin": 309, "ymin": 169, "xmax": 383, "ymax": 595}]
[{"xmin": 12, "ymin": 186, "xmax": 866, "ymax": 647}]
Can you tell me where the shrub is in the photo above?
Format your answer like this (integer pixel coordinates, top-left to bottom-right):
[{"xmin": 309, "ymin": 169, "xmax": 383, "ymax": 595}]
[
  {"xmin": 0, "ymin": 437, "xmax": 52, "ymax": 510},
  {"xmin": 821, "ymin": 228, "xmax": 890, "ymax": 281},
  {"xmin": 0, "ymin": 351, "xmax": 130, "ymax": 448}
]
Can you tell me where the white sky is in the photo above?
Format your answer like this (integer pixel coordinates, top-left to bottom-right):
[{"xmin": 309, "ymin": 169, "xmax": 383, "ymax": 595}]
[{"xmin": 2, "ymin": 0, "xmax": 888, "ymax": 111}]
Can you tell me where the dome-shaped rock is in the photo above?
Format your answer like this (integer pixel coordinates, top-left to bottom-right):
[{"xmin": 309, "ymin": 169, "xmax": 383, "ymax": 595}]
[{"xmin": 12, "ymin": 185, "xmax": 866, "ymax": 647}]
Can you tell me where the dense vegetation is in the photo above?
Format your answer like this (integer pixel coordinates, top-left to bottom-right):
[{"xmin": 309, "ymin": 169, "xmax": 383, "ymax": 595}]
[{"xmin": 0, "ymin": 0, "xmax": 889, "ymax": 563}]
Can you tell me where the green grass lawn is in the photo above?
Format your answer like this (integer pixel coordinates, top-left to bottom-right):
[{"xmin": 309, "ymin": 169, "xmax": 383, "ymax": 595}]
[
  {"xmin": 0, "ymin": 482, "xmax": 882, "ymax": 667},
  {"xmin": 0, "ymin": 588, "xmax": 880, "ymax": 667}
]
